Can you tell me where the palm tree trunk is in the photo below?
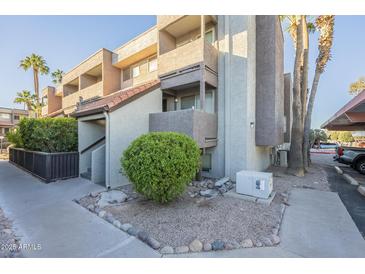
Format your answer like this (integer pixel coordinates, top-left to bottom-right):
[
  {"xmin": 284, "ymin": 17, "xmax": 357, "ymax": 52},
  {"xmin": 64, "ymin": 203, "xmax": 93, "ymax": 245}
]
[
  {"xmin": 33, "ymin": 69, "xmax": 39, "ymax": 117},
  {"xmin": 301, "ymin": 49, "xmax": 309, "ymax": 170},
  {"xmin": 303, "ymin": 66, "xmax": 321, "ymax": 168},
  {"xmin": 288, "ymin": 16, "xmax": 305, "ymax": 177}
]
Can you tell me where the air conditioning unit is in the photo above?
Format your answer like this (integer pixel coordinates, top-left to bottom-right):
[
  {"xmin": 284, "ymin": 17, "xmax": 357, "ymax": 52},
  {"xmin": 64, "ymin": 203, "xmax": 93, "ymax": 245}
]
[{"xmin": 236, "ymin": 170, "xmax": 273, "ymax": 199}]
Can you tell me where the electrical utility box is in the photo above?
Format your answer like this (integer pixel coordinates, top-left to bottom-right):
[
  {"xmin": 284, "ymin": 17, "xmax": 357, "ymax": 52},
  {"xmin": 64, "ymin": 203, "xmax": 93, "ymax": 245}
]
[{"xmin": 236, "ymin": 170, "xmax": 273, "ymax": 199}]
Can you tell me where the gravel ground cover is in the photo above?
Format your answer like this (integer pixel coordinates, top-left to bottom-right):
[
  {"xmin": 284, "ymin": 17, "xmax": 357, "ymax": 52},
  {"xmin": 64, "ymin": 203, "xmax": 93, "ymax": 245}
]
[
  {"xmin": 0, "ymin": 208, "xmax": 22, "ymax": 258},
  {"xmin": 78, "ymin": 164, "xmax": 329, "ymax": 254}
]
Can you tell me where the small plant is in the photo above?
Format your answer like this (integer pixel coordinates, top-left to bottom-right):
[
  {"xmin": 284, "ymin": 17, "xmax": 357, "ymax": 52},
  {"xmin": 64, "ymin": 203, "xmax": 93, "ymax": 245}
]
[
  {"xmin": 5, "ymin": 129, "xmax": 23, "ymax": 148},
  {"xmin": 121, "ymin": 132, "xmax": 201, "ymax": 204}
]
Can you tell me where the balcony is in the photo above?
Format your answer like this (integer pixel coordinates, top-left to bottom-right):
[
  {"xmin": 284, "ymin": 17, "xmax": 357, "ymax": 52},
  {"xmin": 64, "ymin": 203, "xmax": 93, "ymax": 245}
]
[
  {"xmin": 149, "ymin": 109, "xmax": 217, "ymax": 148},
  {"xmin": 158, "ymin": 39, "xmax": 218, "ymax": 90},
  {"xmin": 62, "ymin": 81, "xmax": 103, "ymax": 113}
]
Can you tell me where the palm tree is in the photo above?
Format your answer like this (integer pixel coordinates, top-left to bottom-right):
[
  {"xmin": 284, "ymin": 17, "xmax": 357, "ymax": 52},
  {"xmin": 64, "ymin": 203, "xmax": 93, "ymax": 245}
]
[
  {"xmin": 14, "ymin": 90, "xmax": 37, "ymax": 111},
  {"xmin": 19, "ymin": 54, "xmax": 49, "ymax": 117},
  {"xmin": 303, "ymin": 15, "xmax": 335, "ymax": 167},
  {"xmin": 349, "ymin": 76, "xmax": 365, "ymax": 95},
  {"xmin": 51, "ymin": 69, "xmax": 64, "ymax": 85}
]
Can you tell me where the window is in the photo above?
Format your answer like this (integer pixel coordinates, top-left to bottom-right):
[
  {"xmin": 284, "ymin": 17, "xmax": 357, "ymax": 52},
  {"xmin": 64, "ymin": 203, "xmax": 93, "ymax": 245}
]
[
  {"xmin": 180, "ymin": 91, "xmax": 214, "ymax": 113},
  {"xmin": 123, "ymin": 68, "xmax": 131, "ymax": 82},
  {"xmin": 4, "ymin": 128, "xmax": 9, "ymax": 134},
  {"xmin": 132, "ymin": 65, "xmax": 140, "ymax": 78},
  {"xmin": 148, "ymin": 57, "xmax": 157, "ymax": 72},
  {"xmin": 42, "ymin": 96, "xmax": 48, "ymax": 106},
  {"xmin": 0, "ymin": 113, "xmax": 11, "ymax": 120},
  {"xmin": 14, "ymin": 115, "xmax": 20, "ymax": 120},
  {"xmin": 201, "ymin": 154, "xmax": 212, "ymax": 172},
  {"xmin": 181, "ymin": 95, "xmax": 196, "ymax": 110},
  {"xmin": 205, "ymin": 30, "xmax": 214, "ymax": 44}
]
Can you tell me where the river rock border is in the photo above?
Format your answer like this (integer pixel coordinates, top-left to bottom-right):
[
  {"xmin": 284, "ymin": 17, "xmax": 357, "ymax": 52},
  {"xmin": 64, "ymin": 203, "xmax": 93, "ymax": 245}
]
[{"xmin": 75, "ymin": 184, "xmax": 288, "ymax": 255}]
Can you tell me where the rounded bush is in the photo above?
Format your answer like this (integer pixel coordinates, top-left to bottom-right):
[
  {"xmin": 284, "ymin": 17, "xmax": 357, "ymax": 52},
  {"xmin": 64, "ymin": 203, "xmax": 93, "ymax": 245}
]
[{"xmin": 121, "ymin": 132, "xmax": 201, "ymax": 204}]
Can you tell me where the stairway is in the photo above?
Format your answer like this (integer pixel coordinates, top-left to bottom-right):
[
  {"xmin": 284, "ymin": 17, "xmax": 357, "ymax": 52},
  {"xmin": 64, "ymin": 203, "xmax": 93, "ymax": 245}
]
[{"xmin": 80, "ymin": 167, "xmax": 91, "ymax": 180}]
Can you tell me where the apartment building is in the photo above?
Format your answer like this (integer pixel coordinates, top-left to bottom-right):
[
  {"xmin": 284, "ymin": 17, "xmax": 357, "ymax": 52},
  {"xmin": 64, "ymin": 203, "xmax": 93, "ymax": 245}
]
[
  {"xmin": 0, "ymin": 107, "xmax": 28, "ymax": 139},
  {"xmin": 43, "ymin": 15, "xmax": 291, "ymax": 188}
]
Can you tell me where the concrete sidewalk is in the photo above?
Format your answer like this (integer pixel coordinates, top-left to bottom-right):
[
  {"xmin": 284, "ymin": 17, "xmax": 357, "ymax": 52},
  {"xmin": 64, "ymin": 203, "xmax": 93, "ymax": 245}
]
[{"xmin": 0, "ymin": 160, "xmax": 160, "ymax": 258}]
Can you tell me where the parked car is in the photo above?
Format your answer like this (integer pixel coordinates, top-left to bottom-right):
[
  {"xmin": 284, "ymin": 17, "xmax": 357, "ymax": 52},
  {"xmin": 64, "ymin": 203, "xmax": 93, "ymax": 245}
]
[{"xmin": 334, "ymin": 146, "xmax": 365, "ymax": 174}]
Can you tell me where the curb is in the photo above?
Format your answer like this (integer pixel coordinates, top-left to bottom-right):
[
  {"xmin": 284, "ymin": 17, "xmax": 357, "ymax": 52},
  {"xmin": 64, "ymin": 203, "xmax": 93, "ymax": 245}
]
[
  {"xmin": 358, "ymin": 185, "xmax": 365, "ymax": 197},
  {"xmin": 334, "ymin": 166, "xmax": 359, "ymax": 186}
]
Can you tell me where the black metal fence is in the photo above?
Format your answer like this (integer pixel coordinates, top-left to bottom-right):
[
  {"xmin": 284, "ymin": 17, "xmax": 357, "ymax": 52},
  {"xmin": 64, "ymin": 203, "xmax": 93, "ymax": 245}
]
[{"xmin": 9, "ymin": 147, "xmax": 79, "ymax": 183}]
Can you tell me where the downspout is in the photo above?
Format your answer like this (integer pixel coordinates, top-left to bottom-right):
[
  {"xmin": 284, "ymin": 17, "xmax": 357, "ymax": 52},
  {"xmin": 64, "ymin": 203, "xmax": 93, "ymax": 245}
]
[{"xmin": 103, "ymin": 110, "xmax": 111, "ymax": 189}]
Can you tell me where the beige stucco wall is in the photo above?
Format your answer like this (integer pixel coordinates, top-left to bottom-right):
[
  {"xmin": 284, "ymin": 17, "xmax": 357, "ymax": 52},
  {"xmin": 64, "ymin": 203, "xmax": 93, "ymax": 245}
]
[{"xmin": 107, "ymin": 88, "xmax": 162, "ymax": 188}]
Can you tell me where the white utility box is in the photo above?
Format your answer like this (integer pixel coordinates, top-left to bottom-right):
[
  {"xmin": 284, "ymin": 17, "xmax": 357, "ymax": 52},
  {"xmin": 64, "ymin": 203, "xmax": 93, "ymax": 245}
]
[{"xmin": 236, "ymin": 170, "xmax": 273, "ymax": 199}]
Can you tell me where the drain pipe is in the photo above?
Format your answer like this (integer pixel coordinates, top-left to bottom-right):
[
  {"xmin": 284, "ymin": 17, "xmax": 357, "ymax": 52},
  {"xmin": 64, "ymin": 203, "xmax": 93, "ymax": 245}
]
[{"xmin": 103, "ymin": 111, "xmax": 111, "ymax": 189}]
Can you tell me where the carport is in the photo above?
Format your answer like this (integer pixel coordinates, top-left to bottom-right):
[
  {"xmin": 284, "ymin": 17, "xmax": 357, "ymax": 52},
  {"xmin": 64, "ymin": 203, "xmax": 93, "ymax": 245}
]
[{"xmin": 322, "ymin": 89, "xmax": 365, "ymax": 130}]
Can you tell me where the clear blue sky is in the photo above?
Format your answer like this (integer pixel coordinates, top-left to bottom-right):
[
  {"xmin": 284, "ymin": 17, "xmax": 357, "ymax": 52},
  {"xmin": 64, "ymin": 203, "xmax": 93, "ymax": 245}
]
[{"xmin": 1, "ymin": 15, "xmax": 364, "ymax": 128}]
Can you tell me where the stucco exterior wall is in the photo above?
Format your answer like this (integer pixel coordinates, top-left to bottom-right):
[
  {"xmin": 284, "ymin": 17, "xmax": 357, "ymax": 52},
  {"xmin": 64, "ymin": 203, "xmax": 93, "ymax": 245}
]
[
  {"xmin": 284, "ymin": 73, "xmax": 293, "ymax": 143},
  {"xmin": 212, "ymin": 15, "xmax": 271, "ymax": 181},
  {"xmin": 108, "ymin": 88, "xmax": 162, "ymax": 187},
  {"xmin": 255, "ymin": 15, "xmax": 285, "ymax": 146}
]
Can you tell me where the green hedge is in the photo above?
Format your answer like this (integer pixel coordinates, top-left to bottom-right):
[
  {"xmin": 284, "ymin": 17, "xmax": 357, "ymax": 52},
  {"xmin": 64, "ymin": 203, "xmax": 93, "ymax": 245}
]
[
  {"xmin": 121, "ymin": 132, "xmax": 201, "ymax": 204},
  {"xmin": 13, "ymin": 117, "xmax": 78, "ymax": 153}
]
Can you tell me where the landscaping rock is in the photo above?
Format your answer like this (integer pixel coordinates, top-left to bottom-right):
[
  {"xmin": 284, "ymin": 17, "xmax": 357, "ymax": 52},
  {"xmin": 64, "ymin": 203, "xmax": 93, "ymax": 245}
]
[
  {"xmin": 160, "ymin": 246, "xmax": 174, "ymax": 254},
  {"xmin": 255, "ymin": 240, "xmax": 263, "ymax": 247},
  {"xmin": 2, "ymin": 228, "xmax": 12, "ymax": 235},
  {"xmin": 211, "ymin": 240, "xmax": 225, "ymax": 251},
  {"xmin": 189, "ymin": 239, "xmax": 203, "ymax": 252},
  {"xmin": 260, "ymin": 237, "xmax": 273, "ymax": 246},
  {"xmin": 90, "ymin": 191, "xmax": 99, "ymax": 198},
  {"xmin": 97, "ymin": 190, "xmax": 128, "ymax": 208},
  {"xmin": 271, "ymin": 234, "xmax": 281, "ymax": 245},
  {"xmin": 137, "ymin": 230, "xmax": 149, "ymax": 242},
  {"xmin": 175, "ymin": 246, "xmax": 189, "ymax": 254},
  {"xmin": 272, "ymin": 228, "xmax": 279, "ymax": 235},
  {"xmin": 206, "ymin": 180, "xmax": 215, "ymax": 189},
  {"xmin": 199, "ymin": 189, "xmax": 218, "ymax": 198},
  {"xmin": 98, "ymin": 210, "xmax": 106, "ymax": 218},
  {"xmin": 112, "ymin": 220, "xmax": 121, "ymax": 229},
  {"xmin": 203, "ymin": 243, "xmax": 212, "ymax": 251},
  {"xmin": 225, "ymin": 240, "xmax": 240, "ymax": 250},
  {"xmin": 146, "ymin": 237, "xmax": 161, "ymax": 249},
  {"xmin": 104, "ymin": 213, "xmax": 115, "ymax": 223},
  {"xmin": 87, "ymin": 204, "xmax": 95, "ymax": 211},
  {"xmin": 127, "ymin": 226, "xmax": 140, "ymax": 236},
  {"xmin": 241, "ymin": 239, "xmax": 253, "ymax": 248},
  {"xmin": 120, "ymin": 223, "xmax": 133, "ymax": 232},
  {"xmin": 218, "ymin": 186, "xmax": 227, "ymax": 194},
  {"xmin": 215, "ymin": 177, "xmax": 230, "ymax": 187}
]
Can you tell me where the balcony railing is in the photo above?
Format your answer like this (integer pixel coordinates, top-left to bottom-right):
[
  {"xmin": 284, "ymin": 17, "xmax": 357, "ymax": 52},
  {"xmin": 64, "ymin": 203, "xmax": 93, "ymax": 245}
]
[
  {"xmin": 149, "ymin": 109, "xmax": 217, "ymax": 148},
  {"xmin": 158, "ymin": 39, "xmax": 218, "ymax": 77},
  {"xmin": 62, "ymin": 81, "xmax": 103, "ymax": 111}
]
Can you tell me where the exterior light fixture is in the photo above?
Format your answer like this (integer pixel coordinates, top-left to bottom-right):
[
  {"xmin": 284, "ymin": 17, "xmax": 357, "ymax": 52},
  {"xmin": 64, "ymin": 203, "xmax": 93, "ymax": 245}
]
[{"xmin": 250, "ymin": 122, "xmax": 255, "ymax": 128}]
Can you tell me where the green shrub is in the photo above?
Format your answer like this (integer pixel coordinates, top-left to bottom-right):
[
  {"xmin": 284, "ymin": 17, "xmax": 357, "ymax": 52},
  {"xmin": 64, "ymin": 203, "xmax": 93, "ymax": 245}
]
[
  {"xmin": 5, "ymin": 130, "xmax": 23, "ymax": 148},
  {"xmin": 121, "ymin": 132, "xmax": 201, "ymax": 204},
  {"xmin": 17, "ymin": 117, "xmax": 78, "ymax": 152}
]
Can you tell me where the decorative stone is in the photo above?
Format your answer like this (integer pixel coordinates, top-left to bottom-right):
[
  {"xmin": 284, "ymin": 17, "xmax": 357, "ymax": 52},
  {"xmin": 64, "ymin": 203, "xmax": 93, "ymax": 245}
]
[
  {"xmin": 271, "ymin": 234, "xmax": 281, "ymax": 245},
  {"xmin": 87, "ymin": 204, "xmax": 95, "ymax": 211},
  {"xmin": 225, "ymin": 240, "xmax": 240, "ymax": 250},
  {"xmin": 97, "ymin": 190, "xmax": 128, "ymax": 208},
  {"xmin": 211, "ymin": 240, "xmax": 225, "ymax": 251},
  {"xmin": 218, "ymin": 186, "xmax": 227, "ymax": 194},
  {"xmin": 199, "ymin": 189, "xmax": 218, "ymax": 198},
  {"xmin": 160, "ymin": 246, "xmax": 174, "ymax": 254},
  {"xmin": 98, "ymin": 210, "xmax": 106, "ymax": 218},
  {"xmin": 90, "ymin": 191, "xmax": 99, "ymax": 198},
  {"xmin": 203, "ymin": 243, "xmax": 212, "ymax": 251},
  {"xmin": 175, "ymin": 246, "xmax": 189, "ymax": 254},
  {"xmin": 255, "ymin": 240, "xmax": 263, "ymax": 247},
  {"xmin": 104, "ymin": 213, "xmax": 115, "ymax": 223},
  {"xmin": 241, "ymin": 239, "xmax": 253, "ymax": 248},
  {"xmin": 146, "ymin": 237, "xmax": 161, "ymax": 249},
  {"xmin": 121, "ymin": 223, "xmax": 133, "ymax": 232},
  {"xmin": 127, "ymin": 226, "xmax": 140, "ymax": 236},
  {"xmin": 215, "ymin": 177, "xmax": 230, "ymax": 187},
  {"xmin": 137, "ymin": 230, "xmax": 149, "ymax": 242},
  {"xmin": 206, "ymin": 180, "xmax": 215, "ymax": 189},
  {"xmin": 112, "ymin": 220, "xmax": 121, "ymax": 228},
  {"xmin": 272, "ymin": 228, "xmax": 279, "ymax": 235},
  {"xmin": 2, "ymin": 229, "xmax": 12, "ymax": 234},
  {"xmin": 189, "ymin": 239, "xmax": 203, "ymax": 252},
  {"xmin": 260, "ymin": 237, "xmax": 273, "ymax": 246}
]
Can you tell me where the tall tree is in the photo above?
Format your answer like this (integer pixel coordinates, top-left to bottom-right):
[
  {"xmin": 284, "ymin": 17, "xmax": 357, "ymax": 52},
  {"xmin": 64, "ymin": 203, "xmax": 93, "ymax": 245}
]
[
  {"xmin": 51, "ymin": 69, "xmax": 64, "ymax": 85},
  {"xmin": 303, "ymin": 15, "xmax": 335, "ymax": 168},
  {"xmin": 349, "ymin": 76, "xmax": 365, "ymax": 95},
  {"xmin": 14, "ymin": 90, "xmax": 37, "ymax": 111},
  {"xmin": 19, "ymin": 54, "xmax": 49, "ymax": 117},
  {"xmin": 287, "ymin": 15, "xmax": 305, "ymax": 176}
]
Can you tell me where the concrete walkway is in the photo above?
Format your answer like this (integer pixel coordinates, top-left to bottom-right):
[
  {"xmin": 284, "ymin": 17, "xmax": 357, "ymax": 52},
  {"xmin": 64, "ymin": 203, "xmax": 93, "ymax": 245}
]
[{"xmin": 0, "ymin": 160, "xmax": 160, "ymax": 258}]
